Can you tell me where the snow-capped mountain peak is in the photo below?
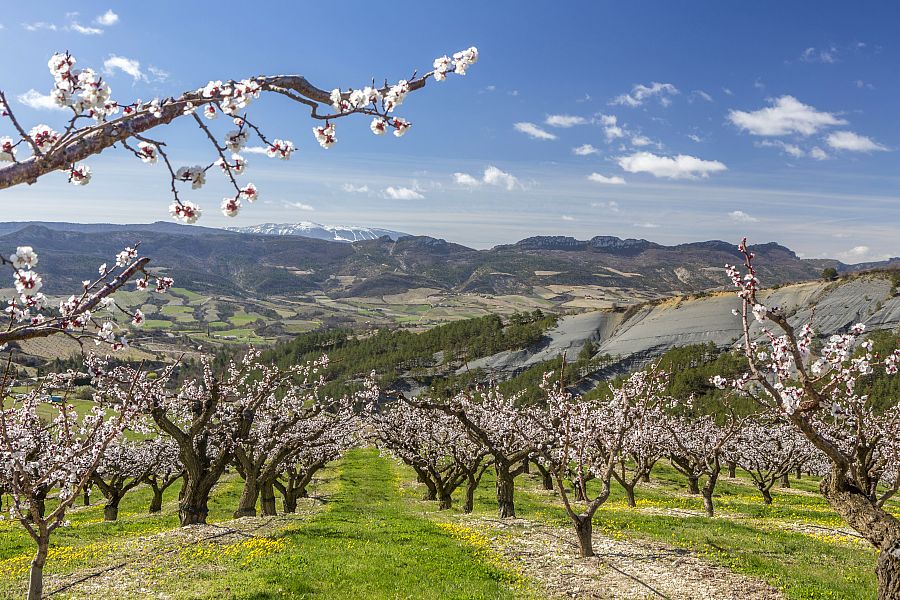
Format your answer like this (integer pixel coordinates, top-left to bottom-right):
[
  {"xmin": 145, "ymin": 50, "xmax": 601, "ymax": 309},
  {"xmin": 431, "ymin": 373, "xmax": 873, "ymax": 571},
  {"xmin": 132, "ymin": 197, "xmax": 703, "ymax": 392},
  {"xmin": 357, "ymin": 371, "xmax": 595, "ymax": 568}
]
[{"xmin": 226, "ymin": 222, "xmax": 410, "ymax": 243}]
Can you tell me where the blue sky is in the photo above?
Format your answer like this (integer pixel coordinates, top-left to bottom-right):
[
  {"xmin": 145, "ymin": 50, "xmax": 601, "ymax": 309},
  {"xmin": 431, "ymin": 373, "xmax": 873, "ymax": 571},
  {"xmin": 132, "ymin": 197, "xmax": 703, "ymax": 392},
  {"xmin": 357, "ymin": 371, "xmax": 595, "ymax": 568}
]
[{"xmin": 1, "ymin": 1, "xmax": 898, "ymax": 262}]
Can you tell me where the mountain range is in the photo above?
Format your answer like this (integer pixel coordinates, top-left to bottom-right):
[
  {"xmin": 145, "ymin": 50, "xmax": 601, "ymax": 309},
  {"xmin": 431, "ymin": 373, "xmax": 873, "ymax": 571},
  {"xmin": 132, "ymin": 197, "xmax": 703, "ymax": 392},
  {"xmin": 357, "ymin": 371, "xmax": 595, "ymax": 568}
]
[
  {"xmin": 0, "ymin": 221, "xmax": 895, "ymax": 298},
  {"xmin": 226, "ymin": 222, "xmax": 409, "ymax": 242}
]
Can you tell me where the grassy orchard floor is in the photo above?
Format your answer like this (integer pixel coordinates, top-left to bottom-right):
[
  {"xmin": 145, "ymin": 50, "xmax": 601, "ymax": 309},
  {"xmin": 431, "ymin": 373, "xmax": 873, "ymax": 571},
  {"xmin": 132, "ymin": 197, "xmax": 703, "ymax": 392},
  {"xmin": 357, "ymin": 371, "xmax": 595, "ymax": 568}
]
[
  {"xmin": 0, "ymin": 450, "xmax": 894, "ymax": 599},
  {"xmin": 0, "ymin": 449, "xmax": 531, "ymax": 599},
  {"xmin": 445, "ymin": 461, "xmax": 892, "ymax": 600}
]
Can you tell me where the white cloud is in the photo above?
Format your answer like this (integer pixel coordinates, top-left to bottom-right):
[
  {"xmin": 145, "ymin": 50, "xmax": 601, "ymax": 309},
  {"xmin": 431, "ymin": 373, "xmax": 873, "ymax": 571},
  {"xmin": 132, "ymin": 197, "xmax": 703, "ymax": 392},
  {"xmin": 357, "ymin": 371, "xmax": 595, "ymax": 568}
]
[
  {"xmin": 855, "ymin": 79, "xmax": 875, "ymax": 90},
  {"xmin": 482, "ymin": 166, "xmax": 520, "ymax": 190},
  {"xmin": 597, "ymin": 114, "xmax": 624, "ymax": 140},
  {"xmin": 756, "ymin": 139, "xmax": 805, "ymax": 158},
  {"xmin": 243, "ymin": 146, "xmax": 269, "ymax": 155},
  {"xmin": 810, "ymin": 146, "xmax": 829, "ymax": 160},
  {"xmin": 800, "ymin": 46, "xmax": 837, "ymax": 64},
  {"xmin": 633, "ymin": 222, "xmax": 660, "ymax": 229},
  {"xmin": 514, "ymin": 122, "xmax": 557, "ymax": 140},
  {"xmin": 148, "ymin": 66, "xmax": 170, "ymax": 82},
  {"xmin": 17, "ymin": 89, "xmax": 65, "ymax": 111},
  {"xmin": 687, "ymin": 134, "xmax": 703, "ymax": 143},
  {"xmin": 612, "ymin": 82, "xmax": 679, "ymax": 107},
  {"xmin": 454, "ymin": 166, "xmax": 520, "ymax": 191},
  {"xmin": 103, "ymin": 56, "xmax": 145, "ymax": 81},
  {"xmin": 545, "ymin": 114, "xmax": 587, "ymax": 128},
  {"xmin": 825, "ymin": 130, "xmax": 888, "ymax": 153},
  {"xmin": 572, "ymin": 144, "xmax": 598, "ymax": 156},
  {"xmin": 382, "ymin": 186, "xmax": 424, "ymax": 200},
  {"xmin": 837, "ymin": 245, "xmax": 885, "ymax": 263},
  {"xmin": 95, "ymin": 10, "xmax": 119, "ymax": 26},
  {"xmin": 591, "ymin": 201, "xmax": 620, "ymax": 212},
  {"xmin": 285, "ymin": 201, "xmax": 314, "ymax": 211},
  {"xmin": 728, "ymin": 95, "xmax": 846, "ymax": 136},
  {"xmin": 587, "ymin": 173, "xmax": 626, "ymax": 185},
  {"xmin": 630, "ymin": 135, "xmax": 653, "ymax": 147},
  {"xmin": 722, "ymin": 87, "xmax": 734, "ymax": 96},
  {"xmin": 561, "ymin": 215, "xmax": 576, "ymax": 221},
  {"xmin": 729, "ymin": 210, "xmax": 759, "ymax": 223},
  {"xmin": 453, "ymin": 172, "xmax": 481, "ymax": 187},
  {"xmin": 22, "ymin": 22, "xmax": 58, "ymax": 31},
  {"xmin": 617, "ymin": 151, "xmax": 727, "ymax": 180},
  {"xmin": 341, "ymin": 184, "xmax": 369, "ymax": 193},
  {"xmin": 690, "ymin": 90, "xmax": 713, "ymax": 103},
  {"xmin": 70, "ymin": 21, "xmax": 103, "ymax": 35}
]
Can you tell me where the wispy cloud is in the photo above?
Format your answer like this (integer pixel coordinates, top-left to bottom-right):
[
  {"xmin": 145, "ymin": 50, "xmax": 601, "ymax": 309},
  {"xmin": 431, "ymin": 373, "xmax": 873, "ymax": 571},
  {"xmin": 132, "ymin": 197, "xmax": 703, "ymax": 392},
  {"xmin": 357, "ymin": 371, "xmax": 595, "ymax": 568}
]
[
  {"xmin": 284, "ymin": 201, "xmax": 314, "ymax": 211},
  {"xmin": 103, "ymin": 56, "xmax": 145, "ymax": 81},
  {"xmin": 728, "ymin": 96, "xmax": 845, "ymax": 136},
  {"xmin": 17, "ymin": 89, "xmax": 65, "ymax": 111},
  {"xmin": 22, "ymin": 22, "xmax": 58, "ymax": 32},
  {"xmin": 342, "ymin": 184, "xmax": 370, "ymax": 193},
  {"xmin": 633, "ymin": 222, "xmax": 660, "ymax": 229},
  {"xmin": 545, "ymin": 114, "xmax": 587, "ymax": 128},
  {"xmin": 591, "ymin": 201, "xmax": 620, "ymax": 213},
  {"xmin": 572, "ymin": 144, "xmax": 599, "ymax": 156},
  {"xmin": 756, "ymin": 139, "xmax": 806, "ymax": 158},
  {"xmin": 70, "ymin": 21, "xmax": 103, "ymax": 35},
  {"xmin": 587, "ymin": 173, "xmax": 626, "ymax": 185},
  {"xmin": 561, "ymin": 215, "xmax": 576, "ymax": 221},
  {"xmin": 382, "ymin": 186, "xmax": 424, "ymax": 200},
  {"xmin": 611, "ymin": 82, "xmax": 679, "ymax": 107},
  {"xmin": 597, "ymin": 114, "xmax": 624, "ymax": 140},
  {"xmin": 800, "ymin": 46, "xmax": 837, "ymax": 64},
  {"xmin": 513, "ymin": 122, "xmax": 556, "ymax": 140},
  {"xmin": 825, "ymin": 130, "xmax": 888, "ymax": 153},
  {"xmin": 617, "ymin": 151, "xmax": 727, "ymax": 180},
  {"xmin": 630, "ymin": 135, "xmax": 653, "ymax": 147},
  {"xmin": 147, "ymin": 66, "xmax": 170, "ymax": 83},
  {"xmin": 95, "ymin": 10, "xmax": 119, "ymax": 26},
  {"xmin": 453, "ymin": 166, "xmax": 521, "ymax": 190},
  {"xmin": 729, "ymin": 210, "xmax": 759, "ymax": 223}
]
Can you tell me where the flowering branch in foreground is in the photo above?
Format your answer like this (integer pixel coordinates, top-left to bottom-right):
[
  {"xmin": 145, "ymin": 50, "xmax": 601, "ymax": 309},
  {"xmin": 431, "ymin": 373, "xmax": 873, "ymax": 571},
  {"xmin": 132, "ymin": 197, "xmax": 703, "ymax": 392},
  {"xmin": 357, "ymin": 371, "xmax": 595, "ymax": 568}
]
[{"xmin": 0, "ymin": 48, "xmax": 479, "ymax": 221}]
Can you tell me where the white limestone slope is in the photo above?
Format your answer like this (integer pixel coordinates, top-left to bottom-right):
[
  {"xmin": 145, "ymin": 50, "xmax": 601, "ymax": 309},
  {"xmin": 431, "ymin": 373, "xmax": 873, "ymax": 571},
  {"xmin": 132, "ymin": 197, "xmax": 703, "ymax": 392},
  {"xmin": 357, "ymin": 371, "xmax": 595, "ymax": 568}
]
[{"xmin": 464, "ymin": 273, "xmax": 899, "ymax": 376}]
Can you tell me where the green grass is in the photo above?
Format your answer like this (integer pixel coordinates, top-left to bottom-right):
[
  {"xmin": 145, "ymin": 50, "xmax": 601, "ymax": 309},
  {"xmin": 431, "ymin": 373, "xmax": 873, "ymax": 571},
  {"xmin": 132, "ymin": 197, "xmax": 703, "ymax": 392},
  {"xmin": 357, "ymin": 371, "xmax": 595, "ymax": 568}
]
[
  {"xmin": 0, "ymin": 450, "xmax": 529, "ymax": 599},
  {"xmin": 184, "ymin": 449, "xmax": 528, "ymax": 599},
  {"xmin": 1, "ymin": 451, "xmax": 886, "ymax": 599},
  {"xmin": 438, "ymin": 460, "xmax": 886, "ymax": 600}
]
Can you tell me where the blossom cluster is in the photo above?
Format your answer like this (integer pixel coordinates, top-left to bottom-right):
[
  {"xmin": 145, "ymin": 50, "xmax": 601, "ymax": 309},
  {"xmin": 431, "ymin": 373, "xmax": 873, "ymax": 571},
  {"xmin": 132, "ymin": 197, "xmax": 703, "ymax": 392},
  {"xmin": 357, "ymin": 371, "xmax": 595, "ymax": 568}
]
[
  {"xmin": 2, "ymin": 48, "xmax": 479, "ymax": 227},
  {"xmin": 2, "ymin": 244, "xmax": 173, "ymax": 349}
]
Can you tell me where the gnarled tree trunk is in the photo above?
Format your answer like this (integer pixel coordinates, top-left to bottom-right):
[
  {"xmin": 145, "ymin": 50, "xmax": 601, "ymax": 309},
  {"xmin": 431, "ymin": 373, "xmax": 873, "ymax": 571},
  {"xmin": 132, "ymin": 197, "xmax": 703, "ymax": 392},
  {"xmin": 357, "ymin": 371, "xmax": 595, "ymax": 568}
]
[
  {"xmin": 149, "ymin": 487, "xmax": 165, "ymax": 513},
  {"xmin": 179, "ymin": 477, "xmax": 214, "ymax": 525},
  {"xmin": 623, "ymin": 483, "xmax": 637, "ymax": 508},
  {"xmin": 574, "ymin": 515, "xmax": 594, "ymax": 557},
  {"xmin": 26, "ymin": 535, "xmax": 48, "ymax": 600},
  {"xmin": 260, "ymin": 480, "xmax": 277, "ymax": 516},
  {"xmin": 103, "ymin": 495, "xmax": 122, "ymax": 521},
  {"xmin": 534, "ymin": 461, "xmax": 554, "ymax": 491},
  {"xmin": 687, "ymin": 475, "xmax": 700, "ymax": 495},
  {"xmin": 496, "ymin": 462, "xmax": 516, "ymax": 518},
  {"xmin": 820, "ymin": 471, "xmax": 900, "ymax": 600},
  {"xmin": 234, "ymin": 473, "xmax": 259, "ymax": 518}
]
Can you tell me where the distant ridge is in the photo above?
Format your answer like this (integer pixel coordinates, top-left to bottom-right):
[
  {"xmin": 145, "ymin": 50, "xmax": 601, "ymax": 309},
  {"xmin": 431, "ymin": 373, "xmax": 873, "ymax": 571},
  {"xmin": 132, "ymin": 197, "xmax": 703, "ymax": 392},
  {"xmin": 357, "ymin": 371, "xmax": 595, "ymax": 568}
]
[
  {"xmin": 0, "ymin": 222, "xmax": 894, "ymax": 298},
  {"xmin": 226, "ymin": 222, "xmax": 410, "ymax": 243}
]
